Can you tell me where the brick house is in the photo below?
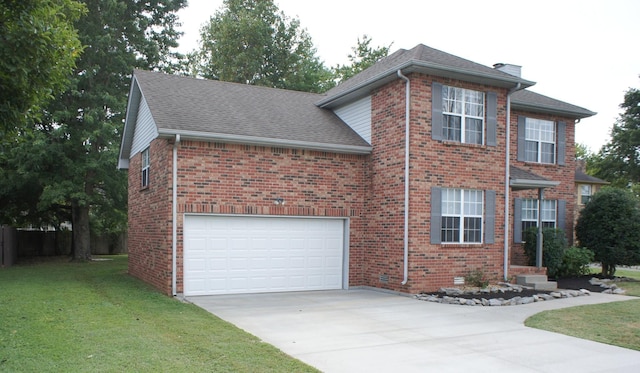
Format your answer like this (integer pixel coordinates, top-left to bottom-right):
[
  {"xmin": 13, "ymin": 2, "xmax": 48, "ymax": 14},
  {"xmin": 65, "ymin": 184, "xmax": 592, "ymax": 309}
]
[{"xmin": 118, "ymin": 44, "xmax": 595, "ymax": 296}]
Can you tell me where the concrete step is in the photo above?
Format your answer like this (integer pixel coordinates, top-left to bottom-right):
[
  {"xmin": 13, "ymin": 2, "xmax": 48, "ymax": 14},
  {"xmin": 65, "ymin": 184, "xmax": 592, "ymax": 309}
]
[
  {"xmin": 516, "ymin": 274, "xmax": 557, "ymax": 291},
  {"xmin": 531, "ymin": 281, "xmax": 557, "ymax": 291},
  {"xmin": 516, "ymin": 274, "xmax": 548, "ymax": 285}
]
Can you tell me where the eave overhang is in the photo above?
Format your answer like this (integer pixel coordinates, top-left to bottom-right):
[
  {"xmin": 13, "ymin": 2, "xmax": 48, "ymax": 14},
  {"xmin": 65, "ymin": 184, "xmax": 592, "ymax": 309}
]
[{"xmin": 157, "ymin": 129, "xmax": 373, "ymax": 155}]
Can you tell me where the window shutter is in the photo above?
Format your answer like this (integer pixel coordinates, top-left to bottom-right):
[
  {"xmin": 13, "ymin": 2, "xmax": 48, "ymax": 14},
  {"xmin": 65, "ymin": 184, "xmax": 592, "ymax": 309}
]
[
  {"xmin": 517, "ymin": 116, "xmax": 526, "ymax": 161},
  {"xmin": 557, "ymin": 121, "xmax": 566, "ymax": 165},
  {"xmin": 485, "ymin": 190, "xmax": 496, "ymax": 244},
  {"xmin": 430, "ymin": 187, "xmax": 442, "ymax": 244},
  {"xmin": 486, "ymin": 92, "xmax": 497, "ymax": 146},
  {"xmin": 514, "ymin": 198, "xmax": 523, "ymax": 243},
  {"xmin": 557, "ymin": 199, "xmax": 566, "ymax": 231},
  {"xmin": 432, "ymin": 82, "xmax": 444, "ymax": 141}
]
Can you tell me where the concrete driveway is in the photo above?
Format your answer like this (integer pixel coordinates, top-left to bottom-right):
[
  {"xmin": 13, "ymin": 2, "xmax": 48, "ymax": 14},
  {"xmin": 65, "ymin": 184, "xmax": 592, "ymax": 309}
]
[{"xmin": 188, "ymin": 289, "xmax": 640, "ymax": 372}]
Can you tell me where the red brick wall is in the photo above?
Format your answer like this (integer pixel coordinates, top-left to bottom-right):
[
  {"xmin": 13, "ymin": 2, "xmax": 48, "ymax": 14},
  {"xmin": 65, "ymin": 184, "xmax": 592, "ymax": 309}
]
[
  {"xmin": 365, "ymin": 74, "xmax": 510, "ymax": 293},
  {"xmin": 127, "ymin": 139, "xmax": 173, "ymax": 295},
  {"xmin": 509, "ymin": 110, "xmax": 576, "ymax": 265}
]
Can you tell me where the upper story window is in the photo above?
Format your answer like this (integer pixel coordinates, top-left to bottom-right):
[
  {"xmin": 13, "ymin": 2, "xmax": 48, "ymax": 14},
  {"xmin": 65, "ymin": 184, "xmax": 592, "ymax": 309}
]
[
  {"xmin": 517, "ymin": 116, "xmax": 566, "ymax": 166},
  {"xmin": 141, "ymin": 147, "xmax": 150, "ymax": 188},
  {"xmin": 432, "ymin": 82, "xmax": 497, "ymax": 146},
  {"xmin": 440, "ymin": 188, "xmax": 484, "ymax": 243},
  {"xmin": 525, "ymin": 118, "xmax": 555, "ymax": 164},
  {"xmin": 580, "ymin": 185, "xmax": 592, "ymax": 205},
  {"xmin": 442, "ymin": 86, "xmax": 485, "ymax": 144}
]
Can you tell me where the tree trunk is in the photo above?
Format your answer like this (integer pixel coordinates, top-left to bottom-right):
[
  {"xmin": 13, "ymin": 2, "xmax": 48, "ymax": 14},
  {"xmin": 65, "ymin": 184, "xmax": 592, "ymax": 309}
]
[{"xmin": 71, "ymin": 201, "xmax": 91, "ymax": 261}]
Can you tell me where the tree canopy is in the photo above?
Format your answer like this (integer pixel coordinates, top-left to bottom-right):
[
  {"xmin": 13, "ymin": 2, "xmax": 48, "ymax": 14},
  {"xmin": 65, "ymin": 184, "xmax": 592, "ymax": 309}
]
[
  {"xmin": 0, "ymin": 0, "xmax": 84, "ymax": 134},
  {"xmin": 187, "ymin": 0, "xmax": 333, "ymax": 93},
  {"xmin": 589, "ymin": 84, "xmax": 640, "ymax": 188},
  {"xmin": 332, "ymin": 35, "xmax": 391, "ymax": 84},
  {"xmin": 0, "ymin": 0, "xmax": 186, "ymax": 261},
  {"xmin": 575, "ymin": 187, "xmax": 640, "ymax": 276}
]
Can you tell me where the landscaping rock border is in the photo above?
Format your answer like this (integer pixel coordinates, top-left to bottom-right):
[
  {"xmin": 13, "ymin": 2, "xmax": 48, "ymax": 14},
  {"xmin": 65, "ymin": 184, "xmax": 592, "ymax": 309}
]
[{"xmin": 415, "ymin": 282, "xmax": 596, "ymax": 306}]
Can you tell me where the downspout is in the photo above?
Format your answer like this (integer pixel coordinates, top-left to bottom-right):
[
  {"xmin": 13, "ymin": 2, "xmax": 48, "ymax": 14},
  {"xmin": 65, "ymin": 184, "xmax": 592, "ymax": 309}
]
[
  {"xmin": 172, "ymin": 134, "xmax": 181, "ymax": 296},
  {"xmin": 504, "ymin": 83, "xmax": 521, "ymax": 281},
  {"xmin": 398, "ymin": 70, "xmax": 410, "ymax": 285}
]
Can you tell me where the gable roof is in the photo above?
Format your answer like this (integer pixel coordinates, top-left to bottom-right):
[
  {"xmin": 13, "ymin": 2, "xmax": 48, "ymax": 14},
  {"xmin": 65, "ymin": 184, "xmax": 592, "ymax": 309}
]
[
  {"xmin": 511, "ymin": 89, "xmax": 596, "ymax": 119},
  {"xmin": 118, "ymin": 70, "xmax": 372, "ymax": 167},
  {"xmin": 318, "ymin": 44, "xmax": 536, "ymax": 108}
]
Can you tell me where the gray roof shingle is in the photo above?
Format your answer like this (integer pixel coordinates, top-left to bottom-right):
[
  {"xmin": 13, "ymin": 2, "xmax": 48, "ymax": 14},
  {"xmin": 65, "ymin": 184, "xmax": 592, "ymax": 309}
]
[
  {"xmin": 575, "ymin": 170, "xmax": 608, "ymax": 184},
  {"xmin": 511, "ymin": 89, "xmax": 596, "ymax": 119},
  {"xmin": 133, "ymin": 69, "xmax": 371, "ymax": 151},
  {"xmin": 319, "ymin": 44, "xmax": 535, "ymax": 107}
]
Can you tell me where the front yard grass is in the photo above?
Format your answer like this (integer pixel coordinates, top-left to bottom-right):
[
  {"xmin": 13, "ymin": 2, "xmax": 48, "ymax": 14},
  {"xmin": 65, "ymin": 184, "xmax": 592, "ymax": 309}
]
[
  {"xmin": 0, "ymin": 256, "xmax": 318, "ymax": 372},
  {"xmin": 526, "ymin": 267, "xmax": 640, "ymax": 351}
]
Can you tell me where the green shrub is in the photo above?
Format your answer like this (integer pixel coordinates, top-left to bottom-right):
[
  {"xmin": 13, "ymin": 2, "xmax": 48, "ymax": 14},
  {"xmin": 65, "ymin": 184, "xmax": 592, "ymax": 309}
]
[
  {"xmin": 576, "ymin": 187, "xmax": 640, "ymax": 276},
  {"xmin": 523, "ymin": 227, "xmax": 567, "ymax": 278},
  {"xmin": 559, "ymin": 246, "xmax": 595, "ymax": 277},
  {"xmin": 464, "ymin": 269, "xmax": 489, "ymax": 288}
]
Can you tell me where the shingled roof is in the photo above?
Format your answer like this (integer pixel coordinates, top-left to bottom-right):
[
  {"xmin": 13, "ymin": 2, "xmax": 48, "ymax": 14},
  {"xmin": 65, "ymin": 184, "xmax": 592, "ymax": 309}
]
[
  {"xmin": 318, "ymin": 44, "xmax": 535, "ymax": 108},
  {"xmin": 126, "ymin": 69, "xmax": 372, "ymax": 153},
  {"xmin": 512, "ymin": 89, "xmax": 596, "ymax": 119}
]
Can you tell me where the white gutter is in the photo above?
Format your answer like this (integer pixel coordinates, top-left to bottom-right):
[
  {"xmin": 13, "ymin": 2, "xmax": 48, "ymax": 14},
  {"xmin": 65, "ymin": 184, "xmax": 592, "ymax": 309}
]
[
  {"xmin": 172, "ymin": 134, "xmax": 180, "ymax": 296},
  {"xmin": 504, "ymin": 83, "xmax": 521, "ymax": 281},
  {"xmin": 398, "ymin": 70, "xmax": 410, "ymax": 286}
]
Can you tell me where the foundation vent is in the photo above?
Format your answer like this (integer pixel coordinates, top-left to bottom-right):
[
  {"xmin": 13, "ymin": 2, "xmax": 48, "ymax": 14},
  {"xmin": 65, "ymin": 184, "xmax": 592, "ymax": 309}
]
[
  {"xmin": 379, "ymin": 274, "xmax": 389, "ymax": 283},
  {"xmin": 453, "ymin": 277, "xmax": 465, "ymax": 286}
]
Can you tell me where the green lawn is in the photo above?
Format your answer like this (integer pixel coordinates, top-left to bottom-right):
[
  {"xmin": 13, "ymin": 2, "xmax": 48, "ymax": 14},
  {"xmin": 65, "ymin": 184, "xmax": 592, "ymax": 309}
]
[
  {"xmin": 526, "ymin": 267, "xmax": 640, "ymax": 351},
  {"xmin": 0, "ymin": 256, "xmax": 318, "ymax": 372}
]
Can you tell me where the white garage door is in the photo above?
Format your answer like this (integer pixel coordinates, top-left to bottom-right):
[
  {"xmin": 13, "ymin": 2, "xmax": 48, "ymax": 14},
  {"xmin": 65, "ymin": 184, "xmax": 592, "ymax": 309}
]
[{"xmin": 183, "ymin": 215, "xmax": 345, "ymax": 296}]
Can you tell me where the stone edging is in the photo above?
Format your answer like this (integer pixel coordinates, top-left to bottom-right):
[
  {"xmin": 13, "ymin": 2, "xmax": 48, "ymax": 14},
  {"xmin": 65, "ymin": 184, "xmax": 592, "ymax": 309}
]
[{"xmin": 414, "ymin": 278, "xmax": 627, "ymax": 306}]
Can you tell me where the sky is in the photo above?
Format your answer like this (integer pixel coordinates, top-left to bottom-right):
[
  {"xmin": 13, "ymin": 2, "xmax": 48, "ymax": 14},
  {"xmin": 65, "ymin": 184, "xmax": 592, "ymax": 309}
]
[{"xmin": 175, "ymin": 0, "xmax": 640, "ymax": 153}]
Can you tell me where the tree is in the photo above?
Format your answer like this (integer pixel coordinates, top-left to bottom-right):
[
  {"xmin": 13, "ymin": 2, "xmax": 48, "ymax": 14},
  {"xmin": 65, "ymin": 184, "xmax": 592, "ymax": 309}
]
[
  {"xmin": 575, "ymin": 187, "xmax": 640, "ymax": 276},
  {"xmin": 0, "ymin": 0, "xmax": 186, "ymax": 261},
  {"xmin": 188, "ymin": 0, "xmax": 333, "ymax": 93},
  {"xmin": 0, "ymin": 0, "xmax": 84, "ymax": 134},
  {"xmin": 333, "ymin": 35, "xmax": 392, "ymax": 84},
  {"xmin": 590, "ymin": 85, "xmax": 640, "ymax": 188}
]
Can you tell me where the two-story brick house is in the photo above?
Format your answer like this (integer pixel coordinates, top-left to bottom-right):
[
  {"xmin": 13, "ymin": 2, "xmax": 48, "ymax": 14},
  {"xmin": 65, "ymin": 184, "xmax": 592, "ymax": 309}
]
[{"xmin": 118, "ymin": 44, "xmax": 595, "ymax": 296}]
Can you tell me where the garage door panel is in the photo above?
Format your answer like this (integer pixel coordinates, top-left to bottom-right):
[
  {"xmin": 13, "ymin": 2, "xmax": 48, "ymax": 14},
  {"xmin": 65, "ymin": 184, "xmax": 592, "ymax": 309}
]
[{"xmin": 184, "ymin": 215, "xmax": 344, "ymax": 296}]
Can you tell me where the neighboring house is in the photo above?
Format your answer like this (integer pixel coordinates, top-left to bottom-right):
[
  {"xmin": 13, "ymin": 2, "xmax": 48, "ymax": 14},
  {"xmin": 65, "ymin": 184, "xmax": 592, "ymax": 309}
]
[
  {"xmin": 573, "ymin": 160, "xmax": 608, "ymax": 241},
  {"xmin": 118, "ymin": 44, "xmax": 595, "ymax": 296}
]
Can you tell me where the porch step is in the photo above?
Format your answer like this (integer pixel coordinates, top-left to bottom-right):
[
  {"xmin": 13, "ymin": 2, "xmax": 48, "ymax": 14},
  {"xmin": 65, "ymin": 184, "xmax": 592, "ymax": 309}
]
[{"xmin": 516, "ymin": 274, "xmax": 557, "ymax": 291}]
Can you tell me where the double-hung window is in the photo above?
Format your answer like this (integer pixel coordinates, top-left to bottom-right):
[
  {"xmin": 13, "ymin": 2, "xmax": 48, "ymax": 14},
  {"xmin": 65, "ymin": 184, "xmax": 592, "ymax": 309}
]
[
  {"xmin": 441, "ymin": 188, "xmax": 483, "ymax": 243},
  {"xmin": 514, "ymin": 198, "xmax": 566, "ymax": 243},
  {"xmin": 442, "ymin": 86, "xmax": 485, "ymax": 145},
  {"xmin": 141, "ymin": 147, "xmax": 150, "ymax": 188},
  {"xmin": 580, "ymin": 185, "xmax": 592, "ymax": 205},
  {"xmin": 518, "ymin": 199, "xmax": 557, "ymax": 241},
  {"xmin": 524, "ymin": 118, "xmax": 555, "ymax": 163}
]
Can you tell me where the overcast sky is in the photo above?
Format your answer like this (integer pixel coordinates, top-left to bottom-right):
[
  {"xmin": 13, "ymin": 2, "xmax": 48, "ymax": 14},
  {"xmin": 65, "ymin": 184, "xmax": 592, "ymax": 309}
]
[{"xmin": 176, "ymin": 0, "xmax": 640, "ymax": 153}]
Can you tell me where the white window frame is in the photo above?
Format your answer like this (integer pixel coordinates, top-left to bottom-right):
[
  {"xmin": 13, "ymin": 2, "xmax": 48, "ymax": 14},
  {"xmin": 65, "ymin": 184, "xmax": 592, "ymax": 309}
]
[
  {"xmin": 521, "ymin": 199, "xmax": 556, "ymax": 238},
  {"xmin": 441, "ymin": 188, "xmax": 484, "ymax": 244},
  {"xmin": 580, "ymin": 185, "xmax": 592, "ymax": 205},
  {"xmin": 524, "ymin": 118, "xmax": 556, "ymax": 164},
  {"xmin": 442, "ymin": 86, "xmax": 485, "ymax": 145},
  {"xmin": 141, "ymin": 147, "xmax": 150, "ymax": 188}
]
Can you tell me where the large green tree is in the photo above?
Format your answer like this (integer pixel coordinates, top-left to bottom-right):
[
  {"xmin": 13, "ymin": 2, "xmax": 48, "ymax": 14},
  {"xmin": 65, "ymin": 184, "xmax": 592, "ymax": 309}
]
[
  {"xmin": 188, "ymin": 0, "xmax": 332, "ymax": 93},
  {"xmin": 332, "ymin": 35, "xmax": 391, "ymax": 84},
  {"xmin": 0, "ymin": 0, "xmax": 84, "ymax": 134},
  {"xmin": 0, "ymin": 0, "xmax": 186, "ymax": 261},
  {"xmin": 575, "ymin": 187, "xmax": 640, "ymax": 276},
  {"xmin": 590, "ymin": 85, "xmax": 640, "ymax": 188}
]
